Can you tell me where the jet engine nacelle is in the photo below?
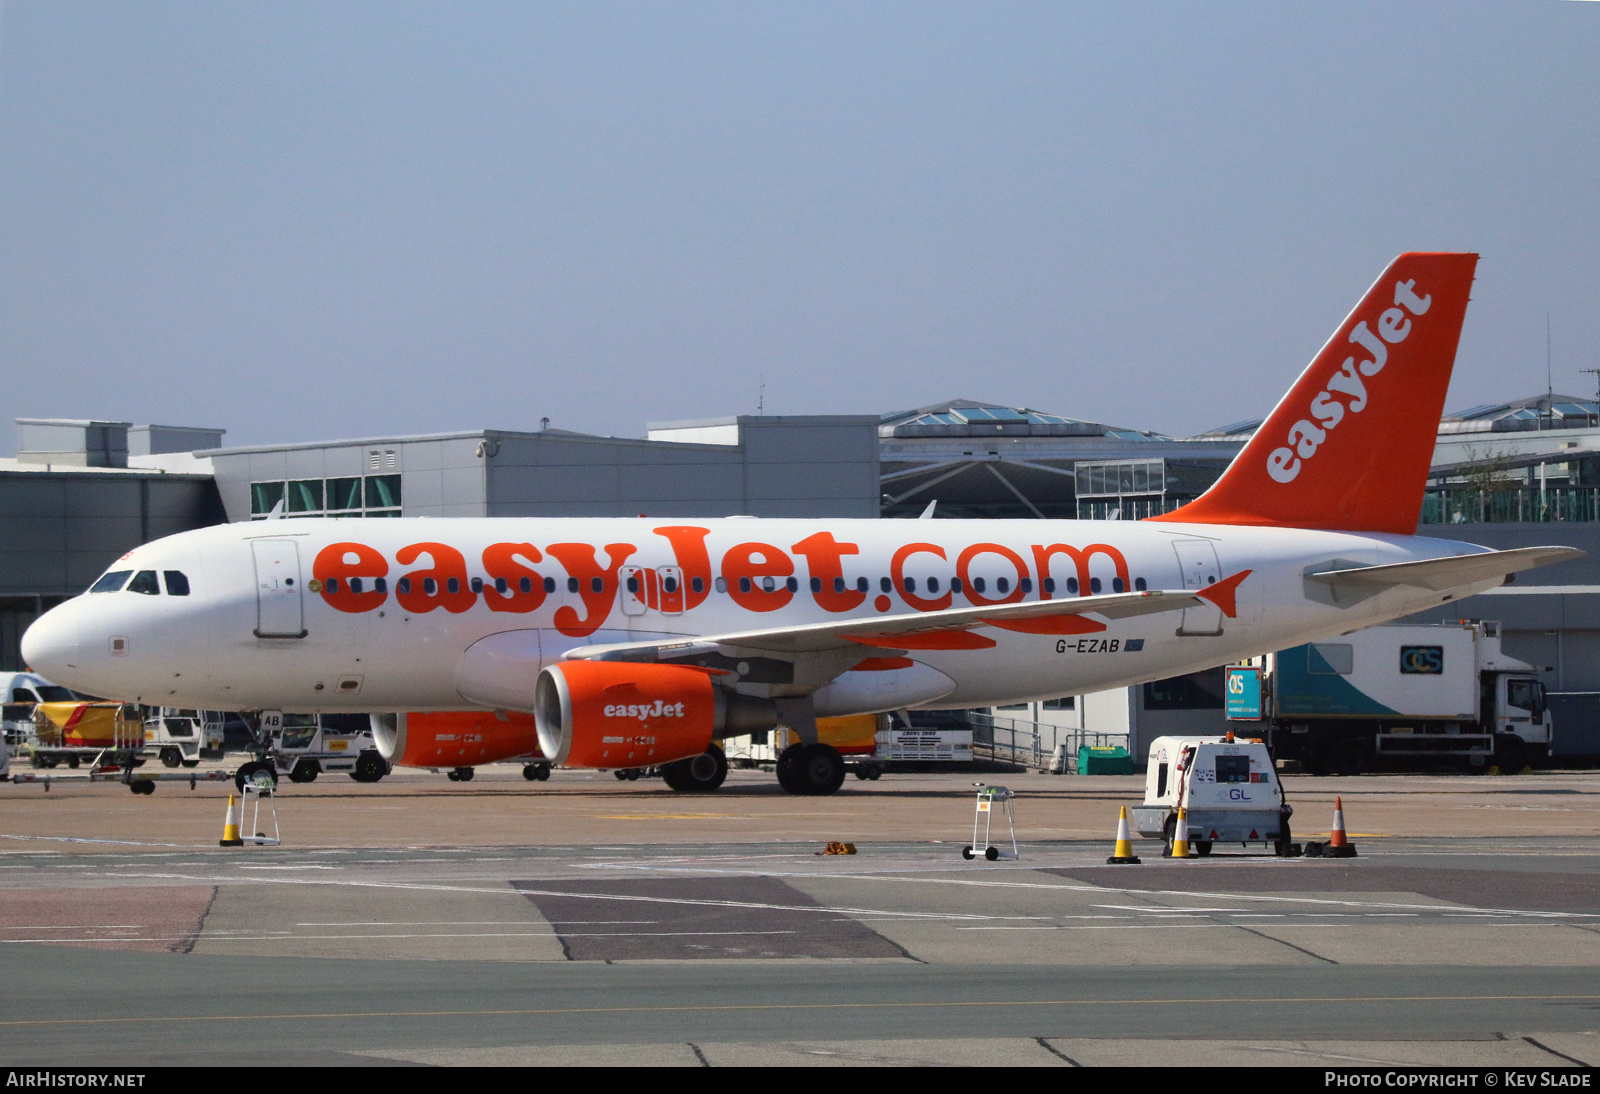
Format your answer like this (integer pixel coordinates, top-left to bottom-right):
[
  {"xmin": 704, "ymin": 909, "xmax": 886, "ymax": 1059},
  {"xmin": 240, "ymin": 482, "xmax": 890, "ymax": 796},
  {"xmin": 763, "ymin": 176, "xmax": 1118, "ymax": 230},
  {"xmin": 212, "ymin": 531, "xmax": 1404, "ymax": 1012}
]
[
  {"xmin": 534, "ymin": 660, "xmax": 776, "ymax": 768},
  {"xmin": 373, "ymin": 709, "xmax": 544, "ymax": 769}
]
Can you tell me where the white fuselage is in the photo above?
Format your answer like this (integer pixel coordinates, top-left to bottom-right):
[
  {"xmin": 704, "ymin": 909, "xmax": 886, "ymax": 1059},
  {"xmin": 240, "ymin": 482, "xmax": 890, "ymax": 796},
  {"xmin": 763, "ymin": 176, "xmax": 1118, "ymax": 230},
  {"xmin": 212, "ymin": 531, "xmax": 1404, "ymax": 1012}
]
[{"xmin": 20, "ymin": 516, "xmax": 1502, "ymax": 714}]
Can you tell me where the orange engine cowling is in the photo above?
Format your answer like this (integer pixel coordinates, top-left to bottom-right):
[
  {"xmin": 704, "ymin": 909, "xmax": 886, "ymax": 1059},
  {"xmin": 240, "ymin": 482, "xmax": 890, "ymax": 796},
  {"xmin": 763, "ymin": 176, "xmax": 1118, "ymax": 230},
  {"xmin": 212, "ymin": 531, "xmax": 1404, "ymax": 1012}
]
[
  {"xmin": 373, "ymin": 709, "xmax": 544, "ymax": 769},
  {"xmin": 535, "ymin": 660, "xmax": 775, "ymax": 769}
]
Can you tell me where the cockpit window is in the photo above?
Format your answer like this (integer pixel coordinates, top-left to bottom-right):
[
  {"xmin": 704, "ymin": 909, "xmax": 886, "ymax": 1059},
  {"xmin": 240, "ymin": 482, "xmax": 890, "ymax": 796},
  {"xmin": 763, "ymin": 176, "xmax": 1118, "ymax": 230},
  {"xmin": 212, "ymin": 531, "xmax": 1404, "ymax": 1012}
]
[
  {"xmin": 90, "ymin": 571, "xmax": 132, "ymax": 593},
  {"xmin": 127, "ymin": 571, "xmax": 160, "ymax": 596},
  {"xmin": 163, "ymin": 571, "xmax": 191, "ymax": 596},
  {"xmin": 36, "ymin": 686, "xmax": 75, "ymax": 702},
  {"xmin": 10, "ymin": 688, "xmax": 38, "ymax": 703}
]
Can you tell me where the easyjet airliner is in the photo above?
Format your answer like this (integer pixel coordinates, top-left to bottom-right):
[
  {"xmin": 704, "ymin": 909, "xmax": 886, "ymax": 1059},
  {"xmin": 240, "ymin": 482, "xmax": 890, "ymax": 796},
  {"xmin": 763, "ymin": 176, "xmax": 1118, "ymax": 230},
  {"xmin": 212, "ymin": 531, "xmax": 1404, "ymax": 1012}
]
[{"xmin": 21, "ymin": 253, "xmax": 1580, "ymax": 795}]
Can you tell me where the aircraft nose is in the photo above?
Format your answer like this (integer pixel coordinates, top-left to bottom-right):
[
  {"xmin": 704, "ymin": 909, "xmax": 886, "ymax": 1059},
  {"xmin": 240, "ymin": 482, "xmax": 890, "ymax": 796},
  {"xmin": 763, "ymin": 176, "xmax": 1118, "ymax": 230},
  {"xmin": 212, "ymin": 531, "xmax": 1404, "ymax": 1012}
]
[{"xmin": 21, "ymin": 605, "xmax": 80, "ymax": 683}]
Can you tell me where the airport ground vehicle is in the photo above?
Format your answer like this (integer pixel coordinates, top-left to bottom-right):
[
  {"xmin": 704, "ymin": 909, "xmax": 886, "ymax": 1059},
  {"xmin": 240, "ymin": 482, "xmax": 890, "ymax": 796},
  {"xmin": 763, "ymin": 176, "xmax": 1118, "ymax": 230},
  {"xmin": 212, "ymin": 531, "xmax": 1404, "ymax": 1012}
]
[
  {"xmin": 30, "ymin": 701, "xmax": 146, "ymax": 771},
  {"xmin": 142, "ymin": 707, "xmax": 227, "ymax": 768},
  {"xmin": 24, "ymin": 253, "xmax": 1586, "ymax": 800},
  {"xmin": 233, "ymin": 711, "xmax": 390, "ymax": 791},
  {"xmin": 1239, "ymin": 621, "xmax": 1548, "ymax": 775},
  {"xmin": 1131, "ymin": 735, "xmax": 1291, "ymax": 856}
]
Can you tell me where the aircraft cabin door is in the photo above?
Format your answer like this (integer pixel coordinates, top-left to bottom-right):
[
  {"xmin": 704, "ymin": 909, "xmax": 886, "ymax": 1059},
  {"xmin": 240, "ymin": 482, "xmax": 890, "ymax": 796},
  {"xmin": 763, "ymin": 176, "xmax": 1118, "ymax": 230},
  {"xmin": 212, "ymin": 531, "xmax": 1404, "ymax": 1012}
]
[
  {"xmin": 1172, "ymin": 539, "xmax": 1223, "ymax": 636},
  {"xmin": 252, "ymin": 540, "xmax": 307, "ymax": 638},
  {"xmin": 619, "ymin": 566, "xmax": 648, "ymax": 617}
]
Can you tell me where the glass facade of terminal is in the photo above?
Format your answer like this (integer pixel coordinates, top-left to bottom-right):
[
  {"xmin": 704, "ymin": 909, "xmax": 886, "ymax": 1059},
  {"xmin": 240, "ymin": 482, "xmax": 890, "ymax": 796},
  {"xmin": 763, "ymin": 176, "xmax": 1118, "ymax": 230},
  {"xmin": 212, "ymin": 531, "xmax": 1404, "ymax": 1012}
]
[
  {"xmin": 1073, "ymin": 458, "xmax": 1230, "ymax": 520},
  {"xmin": 250, "ymin": 474, "xmax": 402, "ymax": 519}
]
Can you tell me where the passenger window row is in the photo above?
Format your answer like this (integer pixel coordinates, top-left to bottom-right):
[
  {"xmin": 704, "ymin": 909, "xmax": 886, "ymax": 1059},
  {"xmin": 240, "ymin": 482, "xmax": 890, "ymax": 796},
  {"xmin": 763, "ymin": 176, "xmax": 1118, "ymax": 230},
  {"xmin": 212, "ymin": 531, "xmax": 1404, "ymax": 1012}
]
[{"xmin": 307, "ymin": 569, "xmax": 1148, "ymax": 601}]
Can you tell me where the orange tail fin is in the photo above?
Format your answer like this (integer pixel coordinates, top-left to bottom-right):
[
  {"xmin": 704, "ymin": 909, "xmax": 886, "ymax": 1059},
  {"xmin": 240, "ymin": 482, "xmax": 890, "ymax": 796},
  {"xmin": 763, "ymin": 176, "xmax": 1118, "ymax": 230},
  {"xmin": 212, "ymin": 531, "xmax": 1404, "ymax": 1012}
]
[{"xmin": 1150, "ymin": 252, "xmax": 1478, "ymax": 535}]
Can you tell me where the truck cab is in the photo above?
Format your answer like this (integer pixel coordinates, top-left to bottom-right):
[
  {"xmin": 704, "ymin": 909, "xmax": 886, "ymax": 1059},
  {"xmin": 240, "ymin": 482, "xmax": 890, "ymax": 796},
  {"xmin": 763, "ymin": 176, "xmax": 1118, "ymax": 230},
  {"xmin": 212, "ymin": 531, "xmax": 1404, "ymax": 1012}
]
[
  {"xmin": 1131, "ymin": 735, "xmax": 1293, "ymax": 856},
  {"xmin": 1493, "ymin": 674, "xmax": 1549, "ymax": 772}
]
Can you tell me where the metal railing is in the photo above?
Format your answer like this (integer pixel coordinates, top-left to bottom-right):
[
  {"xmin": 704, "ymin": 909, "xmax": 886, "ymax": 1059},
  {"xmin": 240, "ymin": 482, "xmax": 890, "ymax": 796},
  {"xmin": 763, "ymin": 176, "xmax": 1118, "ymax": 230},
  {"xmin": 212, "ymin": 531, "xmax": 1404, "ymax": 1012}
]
[
  {"xmin": 1422, "ymin": 486, "xmax": 1600, "ymax": 524},
  {"xmin": 968, "ymin": 711, "xmax": 1129, "ymax": 771}
]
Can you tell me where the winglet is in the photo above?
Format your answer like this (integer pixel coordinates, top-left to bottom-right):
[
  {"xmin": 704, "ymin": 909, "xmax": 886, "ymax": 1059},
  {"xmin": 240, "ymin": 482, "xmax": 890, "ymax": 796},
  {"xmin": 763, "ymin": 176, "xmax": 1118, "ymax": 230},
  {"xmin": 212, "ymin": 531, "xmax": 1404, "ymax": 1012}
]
[{"xmin": 1195, "ymin": 569, "xmax": 1251, "ymax": 618}]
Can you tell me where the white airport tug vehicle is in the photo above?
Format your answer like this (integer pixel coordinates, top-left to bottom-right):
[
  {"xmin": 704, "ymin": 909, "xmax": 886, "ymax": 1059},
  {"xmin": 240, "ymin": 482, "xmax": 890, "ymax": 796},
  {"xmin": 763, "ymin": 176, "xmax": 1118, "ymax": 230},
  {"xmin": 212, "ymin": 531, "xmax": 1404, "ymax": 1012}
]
[
  {"xmin": 1130, "ymin": 734, "xmax": 1295, "ymax": 857},
  {"xmin": 233, "ymin": 711, "xmax": 389, "ymax": 791},
  {"xmin": 143, "ymin": 707, "xmax": 228, "ymax": 768}
]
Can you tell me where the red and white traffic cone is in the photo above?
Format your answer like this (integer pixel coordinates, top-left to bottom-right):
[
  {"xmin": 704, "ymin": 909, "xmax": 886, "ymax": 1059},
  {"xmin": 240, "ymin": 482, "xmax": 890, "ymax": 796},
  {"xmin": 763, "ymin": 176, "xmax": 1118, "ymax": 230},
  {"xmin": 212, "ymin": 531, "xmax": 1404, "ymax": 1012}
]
[{"xmin": 1327, "ymin": 795, "xmax": 1356, "ymax": 858}]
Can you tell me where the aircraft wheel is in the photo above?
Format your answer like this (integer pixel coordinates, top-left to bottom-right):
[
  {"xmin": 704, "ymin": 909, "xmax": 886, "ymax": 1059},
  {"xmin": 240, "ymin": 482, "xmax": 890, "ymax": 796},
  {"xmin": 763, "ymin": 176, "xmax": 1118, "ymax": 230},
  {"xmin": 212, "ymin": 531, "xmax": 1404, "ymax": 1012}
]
[
  {"xmin": 866, "ymin": 767, "xmax": 881, "ymax": 781},
  {"xmin": 66, "ymin": 755, "xmax": 80, "ymax": 769},
  {"xmin": 289, "ymin": 760, "xmax": 319, "ymax": 784},
  {"xmin": 536, "ymin": 764, "xmax": 551, "ymax": 781},
  {"xmin": 775, "ymin": 746, "xmax": 802, "ymax": 794},
  {"xmin": 234, "ymin": 761, "xmax": 278, "ymax": 793},
  {"xmin": 452, "ymin": 766, "xmax": 474, "ymax": 782},
  {"xmin": 130, "ymin": 780, "xmax": 155, "ymax": 795},
  {"xmin": 793, "ymin": 743, "xmax": 846, "ymax": 796},
  {"xmin": 662, "ymin": 745, "xmax": 727, "ymax": 792},
  {"xmin": 1195, "ymin": 841, "xmax": 1213, "ymax": 857},
  {"xmin": 524, "ymin": 764, "xmax": 549, "ymax": 782},
  {"xmin": 160, "ymin": 748, "xmax": 182, "ymax": 768}
]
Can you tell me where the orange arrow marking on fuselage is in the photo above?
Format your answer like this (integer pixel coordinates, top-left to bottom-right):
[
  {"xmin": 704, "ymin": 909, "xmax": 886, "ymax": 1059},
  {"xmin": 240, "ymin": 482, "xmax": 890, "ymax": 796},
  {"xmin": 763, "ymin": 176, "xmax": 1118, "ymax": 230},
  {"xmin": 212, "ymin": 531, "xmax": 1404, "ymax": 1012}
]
[{"xmin": 1195, "ymin": 569, "xmax": 1252, "ymax": 618}]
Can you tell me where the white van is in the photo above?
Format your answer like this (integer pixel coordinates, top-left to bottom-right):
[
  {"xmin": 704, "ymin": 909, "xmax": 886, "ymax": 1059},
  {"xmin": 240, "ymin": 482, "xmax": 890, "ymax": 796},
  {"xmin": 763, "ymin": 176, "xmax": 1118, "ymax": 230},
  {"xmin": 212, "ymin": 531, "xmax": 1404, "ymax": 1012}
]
[
  {"xmin": 1130, "ymin": 735, "xmax": 1294, "ymax": 856},
  {"xmin": 1, "ymin": 672, "xmax": 76, "ymax": 746}
]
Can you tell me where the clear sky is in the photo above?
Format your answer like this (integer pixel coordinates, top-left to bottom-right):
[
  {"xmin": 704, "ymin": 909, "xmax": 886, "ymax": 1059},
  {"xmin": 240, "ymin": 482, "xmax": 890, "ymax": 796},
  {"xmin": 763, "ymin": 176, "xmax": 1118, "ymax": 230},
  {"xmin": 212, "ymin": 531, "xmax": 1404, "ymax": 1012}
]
[{"xmin": 1, "ymin": 2, "xmax": 1596, "ymax": 453}]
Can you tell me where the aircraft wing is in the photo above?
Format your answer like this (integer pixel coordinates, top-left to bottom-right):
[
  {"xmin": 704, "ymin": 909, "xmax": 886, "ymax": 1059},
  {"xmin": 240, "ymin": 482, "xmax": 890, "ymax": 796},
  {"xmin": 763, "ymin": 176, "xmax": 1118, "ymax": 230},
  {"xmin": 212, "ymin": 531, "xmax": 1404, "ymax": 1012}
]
[
  {"xmin": 563, "ymin": 585, "xmax": 1215, "ymax": 662},
  {"xmin": 1305, "ymin": 546, "xmax": 1583, "ymax": 592}
]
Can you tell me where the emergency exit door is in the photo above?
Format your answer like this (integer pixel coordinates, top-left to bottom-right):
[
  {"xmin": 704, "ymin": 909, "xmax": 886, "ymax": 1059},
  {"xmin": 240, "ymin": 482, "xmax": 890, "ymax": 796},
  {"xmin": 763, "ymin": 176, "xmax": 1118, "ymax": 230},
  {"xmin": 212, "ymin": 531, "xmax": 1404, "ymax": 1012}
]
[
  {"xmin": 1172, "ymin": 539, "xmax": 1223, "ymax": 636},
  {"xmin": 252, "ymin": 540, "xmax": 307, "ymax": 638}
]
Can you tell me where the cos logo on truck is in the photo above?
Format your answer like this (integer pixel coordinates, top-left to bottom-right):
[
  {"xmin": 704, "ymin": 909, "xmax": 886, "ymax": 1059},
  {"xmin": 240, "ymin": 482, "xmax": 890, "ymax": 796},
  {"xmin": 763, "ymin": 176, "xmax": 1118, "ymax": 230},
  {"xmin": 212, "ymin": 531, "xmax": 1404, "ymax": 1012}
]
[{"xmin": 1400, "ymin": 645, "xmax": 1443, "ymax": 674}]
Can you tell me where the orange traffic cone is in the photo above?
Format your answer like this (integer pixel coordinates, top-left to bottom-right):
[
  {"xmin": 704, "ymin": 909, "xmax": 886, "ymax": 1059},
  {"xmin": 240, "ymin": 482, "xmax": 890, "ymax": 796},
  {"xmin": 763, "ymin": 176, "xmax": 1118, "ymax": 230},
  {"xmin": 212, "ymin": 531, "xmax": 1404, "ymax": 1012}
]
[
  {"xmin": 1107, "ymin": 806, "xmax": 1141, "ymax": 864},
  {"xmin": 1327, "ymin": 795, "xmax": 1357, "ymax": 858},
  {"xmin": 219, "ymin": 794, "xmax": 242, "ymax": 847}
]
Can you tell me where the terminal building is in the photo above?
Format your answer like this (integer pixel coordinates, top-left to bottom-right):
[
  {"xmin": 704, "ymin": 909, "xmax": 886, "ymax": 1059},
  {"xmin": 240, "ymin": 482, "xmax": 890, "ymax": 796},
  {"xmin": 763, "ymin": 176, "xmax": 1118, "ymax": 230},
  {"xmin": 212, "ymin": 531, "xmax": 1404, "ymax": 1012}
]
[{"xmin": 3, "ymin": 397, "xmax": 1597, "ymax": 760}]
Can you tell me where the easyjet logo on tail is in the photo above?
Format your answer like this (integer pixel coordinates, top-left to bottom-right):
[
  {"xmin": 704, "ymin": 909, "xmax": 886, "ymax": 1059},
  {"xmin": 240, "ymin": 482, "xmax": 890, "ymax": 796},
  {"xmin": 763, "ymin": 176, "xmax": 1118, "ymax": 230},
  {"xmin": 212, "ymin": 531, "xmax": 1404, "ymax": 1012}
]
[{"xmin": 1266, "ymin": 279, "xmax": 1433, "ymax": 484}]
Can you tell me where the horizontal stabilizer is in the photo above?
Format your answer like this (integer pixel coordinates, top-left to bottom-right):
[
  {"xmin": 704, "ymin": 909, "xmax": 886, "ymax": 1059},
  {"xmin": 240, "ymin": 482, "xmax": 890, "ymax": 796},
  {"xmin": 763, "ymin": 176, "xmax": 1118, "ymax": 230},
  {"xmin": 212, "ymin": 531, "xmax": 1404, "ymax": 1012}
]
[{"xmin": 1305, "ymin": 547, "xmax": 1583, "ymax": 592}]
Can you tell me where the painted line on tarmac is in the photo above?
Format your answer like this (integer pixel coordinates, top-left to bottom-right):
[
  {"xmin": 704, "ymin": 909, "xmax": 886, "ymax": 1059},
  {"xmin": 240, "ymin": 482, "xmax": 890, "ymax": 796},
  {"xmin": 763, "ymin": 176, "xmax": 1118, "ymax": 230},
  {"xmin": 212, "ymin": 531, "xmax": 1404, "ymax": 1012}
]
[
  {"xmin": 576, "ymin": 863, "xmax": 1599, "ymax": 920},
  {"xmin": 0, "ymin": 834, "xmax": 198, "ymax": 848},
  {"xmin": 115, "ymin": 871, "xmax": 1043, "ymax": 922},
  {"xmin": 2, "ymin": 992, "xmax": 1598, "ymax": 1029}
]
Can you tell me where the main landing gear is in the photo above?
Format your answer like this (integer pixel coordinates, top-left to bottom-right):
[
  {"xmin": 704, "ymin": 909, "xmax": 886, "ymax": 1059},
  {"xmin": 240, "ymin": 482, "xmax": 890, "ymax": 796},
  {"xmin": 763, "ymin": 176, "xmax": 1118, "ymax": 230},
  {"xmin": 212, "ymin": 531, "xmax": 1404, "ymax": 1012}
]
[{"xmin": 775, "ymin": 743, "xmax": 846, "ymax": 796}]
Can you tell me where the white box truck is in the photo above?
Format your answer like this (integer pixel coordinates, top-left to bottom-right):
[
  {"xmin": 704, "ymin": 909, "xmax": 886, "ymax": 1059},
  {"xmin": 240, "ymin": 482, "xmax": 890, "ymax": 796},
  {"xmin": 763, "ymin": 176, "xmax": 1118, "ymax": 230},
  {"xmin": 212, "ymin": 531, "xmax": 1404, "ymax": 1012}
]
[{"xmin": 1247, "ymin": 621, "xmax": 1549, "ymax": 775}]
